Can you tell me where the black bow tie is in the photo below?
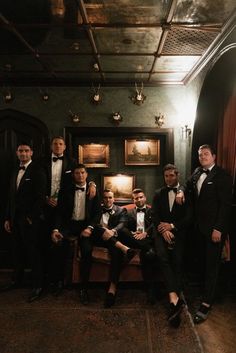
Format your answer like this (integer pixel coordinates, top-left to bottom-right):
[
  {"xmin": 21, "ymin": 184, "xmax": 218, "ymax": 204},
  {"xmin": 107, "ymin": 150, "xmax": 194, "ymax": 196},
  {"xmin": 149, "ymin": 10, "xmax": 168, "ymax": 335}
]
[
  {"xmin": 102, "ymin": 208, "xmax": 113, "ymax": 214},
  {"xmin": 168, "ymin": 187, "xmax": 177, "ymax": 193},
  {"xmin": 199, "ymin": 168, "xmax": 210, "ymax": 175},
  {"xmin": 18, "ymin": 166, "xmax": 26, "ymax": 171},
  {"xmin": 52, "ymin": 156, "xmax": 64, "ymax": 162},
  {"xmin": 137, "ymin": 208, "xmax": 146, "ymax": 212},
  {"xmin": 75, "ymin": 186, "xmax": 85, "ymax": 192}
]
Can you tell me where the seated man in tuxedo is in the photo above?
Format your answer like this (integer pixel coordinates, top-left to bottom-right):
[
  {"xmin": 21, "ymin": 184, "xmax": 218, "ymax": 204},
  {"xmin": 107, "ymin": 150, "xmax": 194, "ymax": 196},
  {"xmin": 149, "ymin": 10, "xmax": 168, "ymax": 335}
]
[
  {"xmin": 120, "ymin": 188, "xmax": 157, "ymax": 304},
  {"xmin": 152, "ymin": 164, "xmax": 192, "ymax": 327},
  {"xmin": 50, "ymin": 164, "xmax": 101, "ymax": 303},
  {"xmin": 41, "ymin": 136, "xmax": 96, "ymax": 278},
  {"xmin": 93, "ymin": 189, "xmax": 136, "ymax": 308}
]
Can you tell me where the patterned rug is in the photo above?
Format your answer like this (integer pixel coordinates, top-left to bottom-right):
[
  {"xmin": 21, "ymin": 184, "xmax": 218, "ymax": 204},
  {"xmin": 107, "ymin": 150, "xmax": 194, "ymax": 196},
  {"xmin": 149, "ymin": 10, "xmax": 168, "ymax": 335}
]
[{"xmin": 0, "ymin": 286, "xmax": 203, "ymax": 353}]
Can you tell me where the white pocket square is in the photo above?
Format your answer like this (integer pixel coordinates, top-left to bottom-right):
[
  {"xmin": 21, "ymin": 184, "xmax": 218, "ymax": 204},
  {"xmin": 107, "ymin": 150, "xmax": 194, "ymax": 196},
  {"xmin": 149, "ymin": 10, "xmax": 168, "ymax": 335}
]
[
  {"xmin": 25, "ymin": 178, "xmax": 31, "ymax": 181},
  {"xmin": 65, "ymin": 170, "xmax": 71, "ymax": 174},
  {"xmin": 207, "ymin": 181, "xmax": 213, "ymax": 184}
]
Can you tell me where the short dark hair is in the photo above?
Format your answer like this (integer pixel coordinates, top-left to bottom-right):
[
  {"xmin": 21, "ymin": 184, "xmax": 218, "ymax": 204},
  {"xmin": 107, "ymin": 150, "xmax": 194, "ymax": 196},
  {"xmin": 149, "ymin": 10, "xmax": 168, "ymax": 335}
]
[
  {"xmin": 198, "ymin": 144, "xmax": 216, "ymax": 155},
  {"xmin": 163, "ymin": 163, "xmax": 179, "ymax": 175},
  {"xmin": 72, "ymin": 163, "xmax": 87, "ymax": 172},
  {"xmin": 132, "ymin": 188, "xmax": 144, "ymax": 195},
  {"xmin": 103, "ymin": 188, "xmax": 113, "ymax": 194},
  {"xmin": 16, "ymin": 141, "xmax": 33, "ymax": 150},
  {"xmin": 51, "ymin": 136, "xmax": 65, "ymax": 144}
]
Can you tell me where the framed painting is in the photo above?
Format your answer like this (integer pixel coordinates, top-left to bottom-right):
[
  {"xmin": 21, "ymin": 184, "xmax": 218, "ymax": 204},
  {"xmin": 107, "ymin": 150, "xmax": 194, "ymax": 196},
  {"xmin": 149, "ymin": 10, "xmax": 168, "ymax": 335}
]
[
  {"xmin": 78, "ymin": 143, "xmax": 109, "ymax": 168},
  {"xmin": 125, "ymin": 139, "xmax": 160, "ymax": 165},
  {"xmin": 102, "ymin": 174, "xmax": 135, "ymax": 203}
]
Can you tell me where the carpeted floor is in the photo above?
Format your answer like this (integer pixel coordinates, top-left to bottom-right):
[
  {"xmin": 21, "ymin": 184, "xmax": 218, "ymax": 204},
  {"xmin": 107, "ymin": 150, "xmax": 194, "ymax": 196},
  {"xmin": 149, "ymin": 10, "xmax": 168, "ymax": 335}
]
[{"xmin": 0, "ymin": 285, "xmax": 203, "ymax": 353}]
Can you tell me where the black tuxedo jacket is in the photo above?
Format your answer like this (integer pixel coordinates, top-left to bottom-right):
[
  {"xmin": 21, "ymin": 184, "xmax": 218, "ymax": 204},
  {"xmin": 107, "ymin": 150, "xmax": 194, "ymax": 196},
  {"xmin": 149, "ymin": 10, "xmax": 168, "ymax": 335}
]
[
  {"xmin": 98, "ymin": 204, "xmax": 127, "ymax": 232},
  {"xmin": 5, "ymin": 161, "xmax": 47, "ymax": 224},
  {"xmin": 151, "ymin": 187, "xmax": 192, "ymax": 236},
  {"xmin": 41, "ymin": 154, "xmax": 77, "ymax": 197},
  {"xmin": 185, "ymin": 165, "xmax": 232, "ymax": 236},
  {"xmin": 54, "ymin": 182, "xmax": 101, "ymax": 230},
  {"xmin": 126, "ymin": 206, "xmax": 154, "ymax": 237}
]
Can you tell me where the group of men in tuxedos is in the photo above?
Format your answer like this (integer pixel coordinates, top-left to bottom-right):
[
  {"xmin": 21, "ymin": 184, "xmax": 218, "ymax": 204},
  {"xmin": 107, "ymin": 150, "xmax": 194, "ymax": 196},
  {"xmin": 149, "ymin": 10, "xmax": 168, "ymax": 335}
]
[{"xmin": 2, "ymin": 139, "xmax": 232, "ymax": 327}]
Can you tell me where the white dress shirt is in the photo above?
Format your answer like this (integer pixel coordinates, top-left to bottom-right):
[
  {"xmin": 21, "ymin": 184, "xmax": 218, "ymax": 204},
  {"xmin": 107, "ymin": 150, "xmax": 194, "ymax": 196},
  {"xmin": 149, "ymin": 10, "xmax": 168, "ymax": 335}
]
[
  {"xmin": 16, "ymin": 160, "xmax": 32, "ymax": 189},
  {"xmin": 51, "ymin": 153, "xmax": 63, "ymax": 197},
  {"xmin": 72, "ymin": 184, "xmax": 87, "ymax": 221}
]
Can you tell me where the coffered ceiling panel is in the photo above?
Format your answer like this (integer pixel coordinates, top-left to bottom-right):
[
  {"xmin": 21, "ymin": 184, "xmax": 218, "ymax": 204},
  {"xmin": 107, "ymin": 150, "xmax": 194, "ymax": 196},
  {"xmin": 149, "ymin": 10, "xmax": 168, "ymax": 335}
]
[{"xmin": 0, "ymin": 0, "xmax": 235, "ymax": 87}]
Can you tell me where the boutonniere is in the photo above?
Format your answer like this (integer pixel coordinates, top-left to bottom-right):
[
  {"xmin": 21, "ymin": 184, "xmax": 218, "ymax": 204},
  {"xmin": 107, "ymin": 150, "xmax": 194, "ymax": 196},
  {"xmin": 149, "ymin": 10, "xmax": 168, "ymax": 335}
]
[{"xmin": 110, "ymin": 210, "xmax": 115, "ymax": 215}]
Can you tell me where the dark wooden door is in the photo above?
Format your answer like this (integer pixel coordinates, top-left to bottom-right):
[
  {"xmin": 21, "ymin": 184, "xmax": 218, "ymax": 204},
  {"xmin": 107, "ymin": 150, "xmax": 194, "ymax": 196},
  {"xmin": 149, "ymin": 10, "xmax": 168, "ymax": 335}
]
[{"xmin": 0, "ymin": 109, "xmax": 49, "ymax": 267}]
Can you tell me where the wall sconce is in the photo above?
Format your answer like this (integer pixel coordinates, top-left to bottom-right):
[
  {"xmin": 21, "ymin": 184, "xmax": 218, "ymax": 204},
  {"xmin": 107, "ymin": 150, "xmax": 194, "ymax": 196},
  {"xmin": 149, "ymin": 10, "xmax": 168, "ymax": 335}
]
[
  {"xmin": 130, "ymin": 82, "xmax": 146, "ymax": 105},
  {"xmin": 111, "ymin": 112, "xmax": 123, "ymax": 125},
  {"xmin": 91, "ymin": 83, "xmax": 102, "ymax": 104},
  {"xmin": 93, "ymin": 63, "xmax": 100, "ymax": 72},
  {"xmin": 181, "ymin": 125, "xmax": 192, "ymax": 139},
  {"xmin": 155, "ymin": 113, "xmax": 165, "ymax": 128},
  {"xmin": 69, "ymin": 110, "xmax": 80, "ymax": 123},
  {"xmin": 39, "ymin": 88, "xmax": 49, "ymax": 101},
  {"xmin": 3, "ymin": 89, "xmax": 14, "ymax": 103}
]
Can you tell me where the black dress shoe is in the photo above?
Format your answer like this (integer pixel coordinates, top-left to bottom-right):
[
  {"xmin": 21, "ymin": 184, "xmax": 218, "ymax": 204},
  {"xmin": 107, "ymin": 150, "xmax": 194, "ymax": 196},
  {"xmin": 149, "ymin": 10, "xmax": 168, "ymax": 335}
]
[
  {"xmin": 51, "ymin": 281, "xmax": 64, "ymax": 297},
  {"xmin": 28, "ymin": 287, "xmax": 43, "ymax": 303},
  {"xmin": 170, "ymin": 314, "xmax": 181, "ymax": 328},
  {"xmin": 193, "ymin": 304, "xmax": 211, "ymax": 324},
  {"xmin": 104, "ymin": 292, "xmax": 116, "ymax": 308},
  {"xmin": 79, "ymin": 289, "xmax": 89, "ymax": 305},
  {"xmin": 146, "ymin": 286, "xmax": 156, "ymax": 305},
  {"xmin": 168, "ymin": 298, "xmax": 185, "ymax": 322},
  {"xmin": 0, "ymin": 281, "xmax": 22, "ymax": 292}
]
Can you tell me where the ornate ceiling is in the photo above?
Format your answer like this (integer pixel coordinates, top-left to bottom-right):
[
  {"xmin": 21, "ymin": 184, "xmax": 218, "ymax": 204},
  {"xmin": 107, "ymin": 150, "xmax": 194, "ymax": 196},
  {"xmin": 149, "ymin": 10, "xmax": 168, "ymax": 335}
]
[{"xmin": 0, "ymin": 0, "xmax": 236, "ymax": 87}]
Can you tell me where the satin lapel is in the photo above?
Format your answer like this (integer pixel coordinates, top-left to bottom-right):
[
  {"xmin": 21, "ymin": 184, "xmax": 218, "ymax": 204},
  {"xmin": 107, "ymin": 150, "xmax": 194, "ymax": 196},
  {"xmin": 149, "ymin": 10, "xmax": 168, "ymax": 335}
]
[{"xmin": 192, "ymin": 168, "xmax": 202, "ymax": 198}]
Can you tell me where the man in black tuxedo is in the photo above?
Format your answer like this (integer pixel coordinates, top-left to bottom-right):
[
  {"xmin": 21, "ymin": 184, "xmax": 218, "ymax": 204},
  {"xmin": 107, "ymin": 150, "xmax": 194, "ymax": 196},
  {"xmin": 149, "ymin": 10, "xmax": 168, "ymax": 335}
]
[
  {"xmin": 177, "ymin": 144, "xmax": 232, "ymax": 324},
  {"xmin": 93, "ymin": 189, "xmax": 136, "ymax": 308},
  {"xmin": 50, "ymin": 164, "xmax": 101, "ymax": 304},
  {"xmin": 120, "ymin": 188, "xmax": 156, "ymax": 304},
  {"xmin": 3, "ymin": 142, "xmax": 47, "ymax": 302},
  {"xmin": 152, "ymin": 164, "xmax": 192, "ymax": 327},
  {"xmin": 42, "ymin": 136, "xmax": 96, "ymax": 277}
]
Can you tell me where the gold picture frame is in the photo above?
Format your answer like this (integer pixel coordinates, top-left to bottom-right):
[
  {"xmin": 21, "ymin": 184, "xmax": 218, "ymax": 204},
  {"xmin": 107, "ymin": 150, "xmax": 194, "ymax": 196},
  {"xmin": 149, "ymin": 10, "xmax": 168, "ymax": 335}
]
[
  {"xmin": 78, "ymin": 144, "xmax": 109, "ymax": 168},
  {"xmin": 103, "ymin": 174, "xmax": 135, "ymax": 203},
  {"xmin": 125, "ymin": 139, "xmax": 160, "ymax": 165}
]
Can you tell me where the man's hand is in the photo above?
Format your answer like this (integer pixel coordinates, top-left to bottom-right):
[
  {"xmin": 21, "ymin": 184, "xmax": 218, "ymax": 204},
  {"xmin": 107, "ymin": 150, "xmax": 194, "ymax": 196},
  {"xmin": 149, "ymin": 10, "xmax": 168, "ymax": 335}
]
[
  {"xmin": 51, "ymin": 230, "xmax": 63, "ymax": 243},
  {"xmin": 81, "ymin": 227, "xmax": 92, "ymax": 237},
  {"xmin": 46, "ymin": 196, "xmax": 58, "ymax": 207},
  {"xmin": 102, "ymin": 228, "xmax": 115, "ymax": 241},
  {"xmin": 87, "ymin": 183, "xmax": 96, "ymax": 200},
  {"xmin": 211, "ymin": 229, "xmax": 222, "ymax": 243},
  {"xmin": 133, "ymin": 231, "xmax": 147, "ymax": 240},
  {"xmin": 158, "ymin": 222, "xmax": 172, "ymax": 233},
  {"xmin": 175, "ymin": 191, "xmax": 185, "ymax": 205},
  {"xmin": 4, "ymin": 220, "xmax": 11, "ymax": 233},
  {"xmin": 162, "ymin": 230, "xmax": 175, "ymax": 244}
]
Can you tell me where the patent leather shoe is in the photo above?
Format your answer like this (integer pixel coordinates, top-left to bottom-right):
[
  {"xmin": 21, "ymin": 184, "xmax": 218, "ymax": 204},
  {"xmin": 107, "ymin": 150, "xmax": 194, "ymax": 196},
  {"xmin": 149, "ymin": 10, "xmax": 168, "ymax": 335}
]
[
  {"xmin": 51, "ymin": 281, "xmax": 64, "ymax": 297},
  {"xmin": 146, "ymin": 286, "xmax": 156, "ymax": 305},
  {"xmin": 79, "ymin": 288, "xmax": 89, "ymax": 305},
  {"xmin": 0, "ymin": 281, "xmax": 22, "ymax": 292},
  {"xmin": 28, "ymin": 287, "xmax": 43, "ymax": 303},
  {"xmin": 104, "ymin": 292, "xmax": 116, "ymax": 308},
  {"xmin": 193, "ymin": 304, "xmax": 210, "ymax": 324},
  {"xmin": 168, "ymin": 298, "xmax": 185, "ymax": 322}
]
